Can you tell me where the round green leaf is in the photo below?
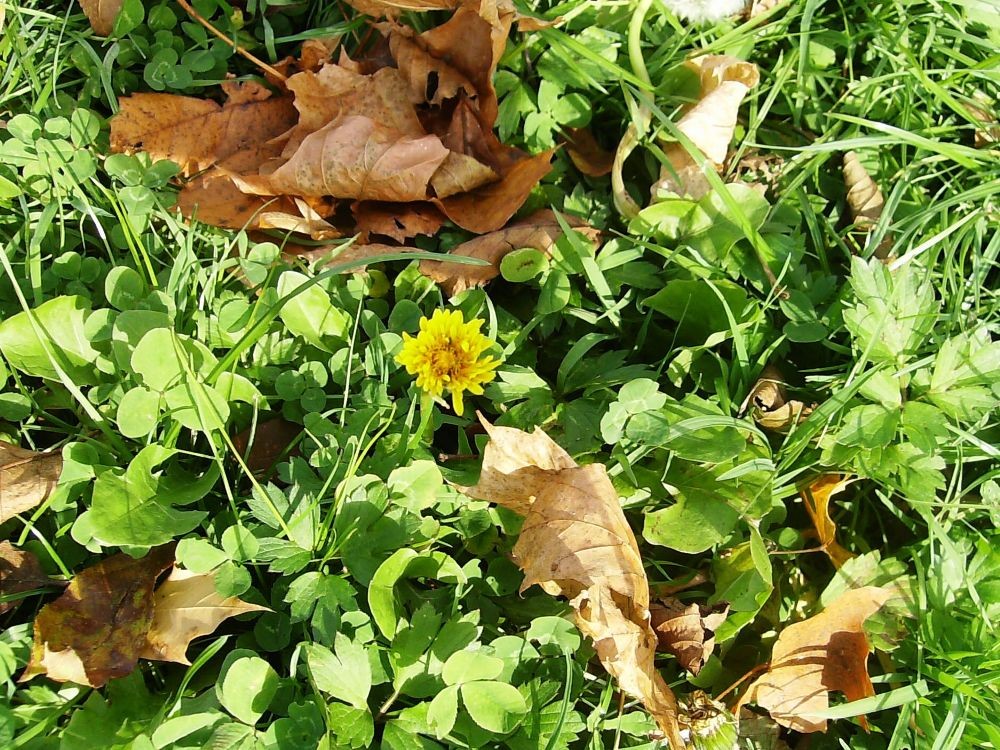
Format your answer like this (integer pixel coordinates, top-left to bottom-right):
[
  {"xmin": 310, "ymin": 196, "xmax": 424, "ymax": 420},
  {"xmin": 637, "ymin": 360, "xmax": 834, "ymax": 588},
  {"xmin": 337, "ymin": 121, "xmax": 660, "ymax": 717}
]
[
  {"xmin": 116, "ymin": 387, "xmax": 161, "ymax": 438},
  {"xmin": 500, "ymin": 248, "xmax": 549, "ymax": 282},
  {"xmin": 442, "ymin": 650, "xmax": 504, "ymax": 686},
  {"xmin": 218, "ymin": 656, "xmax": 279, "ymax": 725},
  {"xmin": 460, "ymin": 681, "xmax": 526, "ymax": 734}
]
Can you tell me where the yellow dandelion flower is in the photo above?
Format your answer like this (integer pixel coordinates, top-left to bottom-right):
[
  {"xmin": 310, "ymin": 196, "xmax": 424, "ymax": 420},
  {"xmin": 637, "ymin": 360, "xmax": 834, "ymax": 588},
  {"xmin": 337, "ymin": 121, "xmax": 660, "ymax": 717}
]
[{"xmin": 396, "ymin": 309, "xmax": 500, "ymax": 416}]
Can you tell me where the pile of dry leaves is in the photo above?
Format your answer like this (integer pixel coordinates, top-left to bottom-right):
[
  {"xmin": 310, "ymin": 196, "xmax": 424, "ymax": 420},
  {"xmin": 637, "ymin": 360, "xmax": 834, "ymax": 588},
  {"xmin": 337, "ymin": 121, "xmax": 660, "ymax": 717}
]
[{"xmin": 108, "ymin": 0, "xmax": 592, "ymax": 293}]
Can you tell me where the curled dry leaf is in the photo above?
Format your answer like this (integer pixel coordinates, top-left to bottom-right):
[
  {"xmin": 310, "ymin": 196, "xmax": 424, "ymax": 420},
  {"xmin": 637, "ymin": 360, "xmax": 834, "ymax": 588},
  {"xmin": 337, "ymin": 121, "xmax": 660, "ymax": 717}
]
[
  {"xmin": 843, "ymin": 151, "xmax": 892, "ymax": 259},
  {"xmin": 649, "ymin": 597, "xmax": 728, "ymax": 675},
  {"xmin": 79, "ymin": 0, "xmax": 122, "ymax": 36},
  {"xmin": 652, "ymin": 55, "xmax": 760, "ymax": 200},
  {"xmin": 564, "ymin": 127, "xmax": 615, "ymax": 177},
  {"xmin": 140, "ymin": 567, "xmax": 270, "ymax": 665},
  {"xmin": 460, "ymin": 417, "xmax": 685, "ymax": 749},
  {"xmin": 843, "ymin": 151, "xmax": 884, "ymax": 228},
  {"xmin": 110, "ymin": 91, "xmax": 297, "ymax": 177},
  {"xmin": 801, "ymin": 474, "xmax": 856, "ymax": 569},
  {"xmin": 740, "ymin": 586, "xmax": 897, "ymax": 733},
  {"xmin": 387, "ymin": 26, "xmax": 478, "ymax": 106},
  {"xmin": 420, "ymin": 209, "xmax": 599, "ymax": 295},
  {"xmin": 0, "ymin": 440, "xmax": 63, "ymax": 525},
  {"xmin": 741, "ymin": 365, "xmax": 813, "ymax": 432},
  {"xmin": 21, "ymin": 545, "xmax": 175, "ymax": 687},
  {"xmin": 437, "ymin": 149, "xmax": 555, "ymax": 233},
  {"xmin": 0, "ymin": 541, "xmax": 59, "ymax": 615}
]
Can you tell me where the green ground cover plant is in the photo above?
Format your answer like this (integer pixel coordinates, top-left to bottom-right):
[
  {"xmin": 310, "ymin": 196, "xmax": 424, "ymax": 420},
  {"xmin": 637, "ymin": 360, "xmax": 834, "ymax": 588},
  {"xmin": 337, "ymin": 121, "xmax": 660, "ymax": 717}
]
[{"xmin": 0, "ymin": 0, "xmax": 998, "ymax": 748}]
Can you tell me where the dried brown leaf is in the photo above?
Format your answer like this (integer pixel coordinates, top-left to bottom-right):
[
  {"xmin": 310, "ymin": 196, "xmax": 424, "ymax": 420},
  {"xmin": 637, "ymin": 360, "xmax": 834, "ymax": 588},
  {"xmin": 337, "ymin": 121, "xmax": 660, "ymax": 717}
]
[
  {"xmin": 20, "ymin": 545, "xmax": 175, "ymax": 687},
  {"xmin": 268, "ymin": 115, "xmax": 449, "ymax": 201},
  {"xmin": 284, "ymin": 64, "xmax": 425, "ymax": 154},
  {"xmin": 436, "ymin": 149, "xmax": 554, "ymax": 233},
  {"xmin": 342, "ymin": 0, "xmax": 461, "ymax": 15},
  {"xmin": 140, "ymin": 567, "xmax": 269, "ymax": 665},
  {"xmin": 232, "ymin": 418, "xmax": 302, "ymax": 475},
  {"xmin": 353, "ymin": 201, "xmax": 446, "ymax": 242},
  {"xmin": 430, "ymin": 151, "xmax": 498, "ymax": 198},
  {"xmin": 742, "ymin": 366, "xmax": 813, "ymax": 432},
  {"xmin": 177, "ymin": 173, "xmax": 339, "ymax": 239},
  {"xmin": 968, "ymin": 94, "xmax": 999, "ymax": 148},
  {"xmin": 843, "ymin": 151, "xmax": 883, "ymax": 228},
  {"xmin": 652, "ymin": 55, "xmax": 759, "ymax": 199},
  {"xmin": 801, "ymin": 474, "xmax": 856, "ymax": 569},
  {"xmin": 420, "ymin": 209, "xmax": 599, "ymax": 295},
  {"xmin": 649, "ymin": 597, "xmax": 728, "ymax": 675},
  {"xmin": 79, "ymin": 0, "xmax": 122, "ymax": 36},
  {"xmin": 741, "ymin": 586, "xmax": 896, "ymax": 733},
  {"xmin": 0, "ymin": 440, "xmax": 63, "ymax": 525},
  {"xmin": 0, "ymin": 542, "xmax": 59, "ymax": 615},
  {"xmin": 460, "ymin": 418, "xmax": 685, "ymax": 748},
  {"xmin": 110, "ymin": 92, "xmax": 297, "ymax": 177},
  {"xmin": 564, "ymin": 127, "xmax": 615, "ymax": 177},
  {"xmin": 387, "ymin": 27, "xmax": 478, "ymax": 106}
]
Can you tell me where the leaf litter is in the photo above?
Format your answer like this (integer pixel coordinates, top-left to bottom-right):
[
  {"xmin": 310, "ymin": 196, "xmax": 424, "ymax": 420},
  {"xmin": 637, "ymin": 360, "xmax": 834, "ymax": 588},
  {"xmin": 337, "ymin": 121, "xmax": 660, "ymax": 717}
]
[{"xmin": 108, "ymin": 0, "xmax": 583, "ymax": 292}]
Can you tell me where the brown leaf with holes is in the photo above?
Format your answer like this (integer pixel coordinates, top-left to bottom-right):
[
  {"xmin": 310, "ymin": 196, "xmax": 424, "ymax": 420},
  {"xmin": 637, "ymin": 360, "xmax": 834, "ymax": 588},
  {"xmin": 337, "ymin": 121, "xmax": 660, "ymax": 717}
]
[
  {"xmin": 387, "ymin": 26, "xmax": 478, "ymax": 106},
  {"xmin": 110, "ymin": 91, "xmax": 297, "ymax": 177},
  {"xmin": 354, "ymin": 201, "xmax": 447, "ymax": 242},
  {"xmin": 437, "ymin": 149, "xmax": 555, "ymax": 233},
  {"xmin": 283, "ymin": 64, "xmax": 425, "ymax": 156},
  {"xmin": 801, "ymin": 474, "xmax": 856, "ymax": 569},
  {"xmin": 460, "ymin": 418, "xmax": 685, "ymax": 749},
  {"xmin": 740, "ymin": 586, "xmax": 896, "ymax": 733},
  {"xmin": 140, "ymin": 567, "xmax": 269, "ymax": 665},
  {"xmin": 649, "ymin": 597, "xmax": 728, "ymax": 675},
  {"xmin": 1, "ymin": 440, "xmax": 63, "ymax": 525},
  {"xmin": 79, "ymin": 0, "xmax": 122, "ymax": 36},
  {"xmin": 741, "ymin": 365, "xmax": 813, "ymax": 432},
  {"xmin": 0, "ymin": 542, "xmax": 59, "ymax": 615},
  {"xmin": 651, "ymin": 55, "xmax": 759, "ymax": 200},
  {"xmin": 564, "ymin": 128, "xmax": 614, "ymax": 177},
  {"xmin": 20, "ymin": 545, "xmax": 175, "ymax": 687},
  {"xmin": 420, "ymin": 209, "xmax": 599, "ymax": 295}
]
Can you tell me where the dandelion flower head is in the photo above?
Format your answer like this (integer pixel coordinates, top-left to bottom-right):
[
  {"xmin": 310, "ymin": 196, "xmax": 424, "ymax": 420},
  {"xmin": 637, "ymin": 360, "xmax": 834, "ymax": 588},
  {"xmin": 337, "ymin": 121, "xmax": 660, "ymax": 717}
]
[{"xmin": 396, "ymin": 309, "xmax": 500, "ymax": 416}]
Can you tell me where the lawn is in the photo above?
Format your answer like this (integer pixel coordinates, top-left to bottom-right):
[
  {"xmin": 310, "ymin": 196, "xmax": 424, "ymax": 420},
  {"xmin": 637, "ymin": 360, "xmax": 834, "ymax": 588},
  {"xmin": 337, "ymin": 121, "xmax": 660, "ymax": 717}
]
[{"xmin": 0, "ymin": 0, "xmax": 999, "ymax": 748}]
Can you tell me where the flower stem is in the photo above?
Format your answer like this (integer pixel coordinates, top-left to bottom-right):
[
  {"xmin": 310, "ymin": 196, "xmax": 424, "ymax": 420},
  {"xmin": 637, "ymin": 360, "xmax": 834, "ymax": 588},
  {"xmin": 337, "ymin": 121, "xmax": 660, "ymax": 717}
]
[{"xmin": 406, "ymin": 390, "xmax": 436, "ymax": 453}]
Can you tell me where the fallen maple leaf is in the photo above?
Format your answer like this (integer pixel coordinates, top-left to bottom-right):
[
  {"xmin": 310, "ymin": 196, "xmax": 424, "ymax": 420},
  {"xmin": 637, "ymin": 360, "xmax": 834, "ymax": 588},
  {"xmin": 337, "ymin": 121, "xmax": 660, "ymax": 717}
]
[
  {"xmin": 419, "ymin": 209, "xmax": 599, "ymax": 295},
  {"xmin": 651, "ymin": 55, "xmax": 760, "ymax": 200},
  {"xmin": 649, "ymin": 597, "xmax": 728, "ymax": 675},
  {"xmin": 79, "ymin": 0, "xmax": 122, "ymax": 36},
  {"xmin": 354, "ymin": 201, "xmax": 447, "ymax": 242},
  {"xmin": 110, "ymin": 90, "xmax": 297, "ymax": 177},
  {"xmin": 141, "ymin": 567, "xmax": 269, "ymax": 665},
  {"xmin": 740, "ymin": 586, "xmax": 897, "ymax": 733},
  {"xmin": 1, "ymin": 440, "xmax": 63, "ymax": 525},
  {"xmin": 564, "ymin": 127, "xmax": 615, "ymax": 177},
  {"xmin": 0, "ymin": 542, "xmax": 59, "ymax": 615},
  {"xmin": 801, "ymin": 474, "xmax": 856, "ymax": 569},
  {"xmin": 436, "ymin": 149, "xmax": 555, "ymax": 233},
  {"xmin": 461, "ymin": 418, "xmax": 685, "ymax": 749},
  {"xmin": 741, "ymin": 365, "xmax": 813, "ymax": 432},
  {"xmin": 21, "ymin": 545, "xmax": 175, "ymax": 687}
]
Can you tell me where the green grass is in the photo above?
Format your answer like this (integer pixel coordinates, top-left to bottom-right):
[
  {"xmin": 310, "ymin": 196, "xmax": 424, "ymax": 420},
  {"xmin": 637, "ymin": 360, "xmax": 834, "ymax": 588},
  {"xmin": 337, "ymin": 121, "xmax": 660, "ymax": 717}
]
[{"xmin": 1, "ymin": 0, "xmax": 999, "ymax": 748}]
